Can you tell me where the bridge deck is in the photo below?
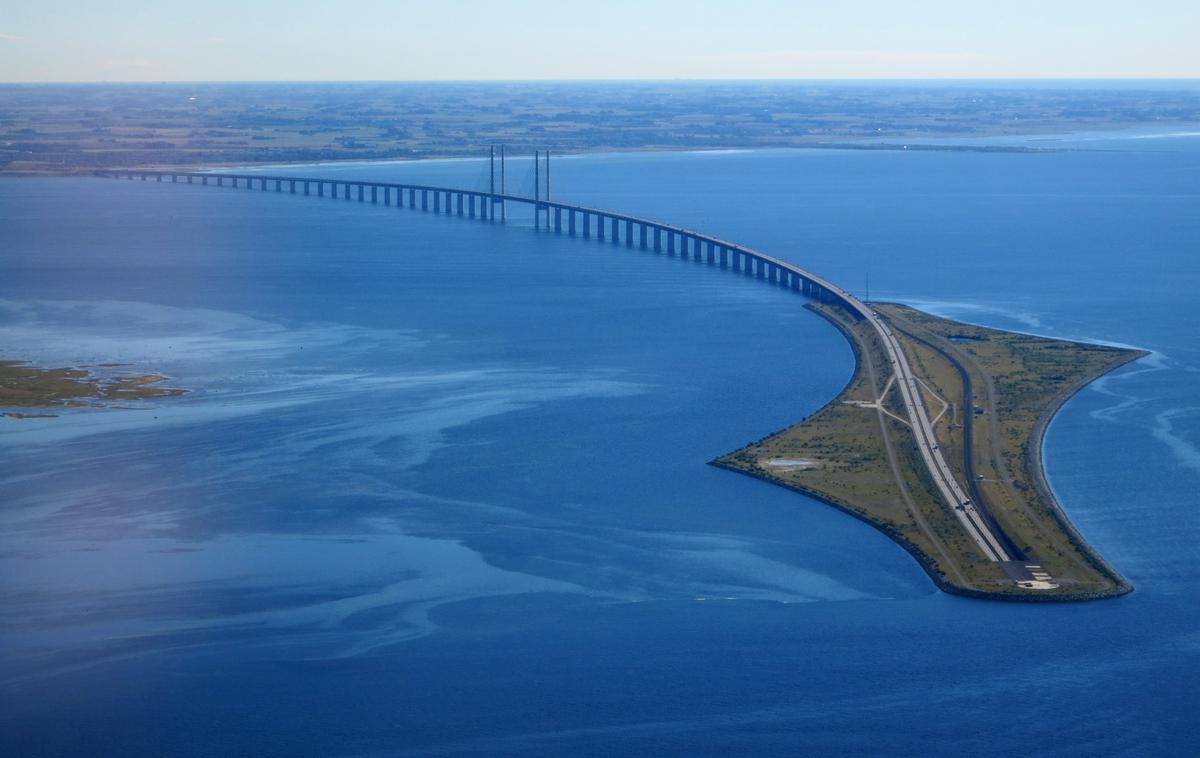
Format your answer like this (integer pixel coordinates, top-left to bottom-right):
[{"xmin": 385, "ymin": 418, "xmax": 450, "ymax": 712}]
[{"xmin": 97, "ymin": 167, "xmax": 1033, "ymax": 583}]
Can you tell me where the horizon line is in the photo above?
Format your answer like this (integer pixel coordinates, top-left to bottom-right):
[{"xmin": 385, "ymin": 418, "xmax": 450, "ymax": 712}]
[{"xmin": 3, "ymin": 76, "xmax": 1200, "ymax": 86}]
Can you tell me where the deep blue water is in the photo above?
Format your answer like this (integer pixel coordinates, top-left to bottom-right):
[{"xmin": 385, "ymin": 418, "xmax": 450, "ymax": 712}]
[{"xmin": 2, "ymin": 129, "xmax": 1199, "ymax": 756}]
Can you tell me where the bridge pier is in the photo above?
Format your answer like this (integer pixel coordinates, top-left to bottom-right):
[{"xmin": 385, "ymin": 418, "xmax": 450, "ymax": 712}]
[
  {"xmin": 653, "ymin": 228, "xmax": 661, "ymax": 252},
  {"xmin": 568, "ymin": 210, "xmax": 576, "ymax": 235},
  {"xmin": 155, "ymin": 175, "xmax": 161, "ymax": 182},
  {"xmin": 456, "ymin": 193, "xmax": 463, "ymax": 216},
  {"xmin": 611, "ymin": 216, "xmax": 619, "ymax": 244},
  {"xmin": 290, "ymin": 180, "xmax": 296, "ymax": 194},
  {"xmin": 582, "ymin": 212, "xmax": 591, "ymax": 239},
  {"xmin": 596, "ymin": 214, "xmax": 605, "ymax": 241},
  {"xmin": 554, "ymin": 207, "xmax": 562, "ymax": 233},
  {"xmin": 667, "ymin": 231, "xmax": 675, "ymax": 256},
  {"xmin": 639, "ymin": 225, "xmax": 647, "ymax": 249}
]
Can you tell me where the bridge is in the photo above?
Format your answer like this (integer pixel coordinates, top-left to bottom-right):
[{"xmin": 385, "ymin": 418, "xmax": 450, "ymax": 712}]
[{"xmin": 95, "ymin": 157, "xmax": 1050, "ymax": 589}]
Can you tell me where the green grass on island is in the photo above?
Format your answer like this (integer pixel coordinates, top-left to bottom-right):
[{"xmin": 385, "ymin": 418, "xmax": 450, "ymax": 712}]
[
  {"xmin": 713, "ymin": 303, "xmax": 1146, "ymax": 601},
  {"xmin": 0, "ymin": 359, "xmax": 186, "ymax": 417}
]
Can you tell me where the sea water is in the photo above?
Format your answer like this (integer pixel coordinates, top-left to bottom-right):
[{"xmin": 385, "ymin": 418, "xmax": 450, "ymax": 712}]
[{"xmin": 1, "ymin": 129, "xmax": 1198, "ymax": 756}]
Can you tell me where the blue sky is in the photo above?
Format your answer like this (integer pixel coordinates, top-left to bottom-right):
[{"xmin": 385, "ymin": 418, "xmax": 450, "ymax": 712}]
[{"xmin": 1, "ymin": 0, "xmax": 1198, "ymax": 82}]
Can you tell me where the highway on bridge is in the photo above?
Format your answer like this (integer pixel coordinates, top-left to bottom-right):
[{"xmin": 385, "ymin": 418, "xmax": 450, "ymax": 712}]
[{"xmin": 102, "ymin": 168, "xmax": 1048, "ymax": 587}]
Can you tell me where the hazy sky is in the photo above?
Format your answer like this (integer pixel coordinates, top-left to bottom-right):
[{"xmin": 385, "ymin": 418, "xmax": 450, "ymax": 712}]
[{"xmin": 1, "ymin": 0, "xmax": 1198, "ymax": 82}]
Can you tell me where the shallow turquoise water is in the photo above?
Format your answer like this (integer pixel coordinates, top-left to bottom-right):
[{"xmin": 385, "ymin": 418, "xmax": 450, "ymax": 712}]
[{"xmin": 2, "ymin": 130, "xmax": 1198, "ymax": 756}]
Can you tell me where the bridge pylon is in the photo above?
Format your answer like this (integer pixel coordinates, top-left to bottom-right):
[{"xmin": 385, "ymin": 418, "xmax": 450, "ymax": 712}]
[{"xmin": 489, "ymin": 145, "xmax": 506, "ymax": 221}]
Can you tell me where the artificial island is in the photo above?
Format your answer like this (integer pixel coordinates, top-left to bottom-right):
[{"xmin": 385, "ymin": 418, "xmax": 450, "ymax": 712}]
[{"xmin": 39, "ymin": 161, "xmax": 1145, "ymax": 601}]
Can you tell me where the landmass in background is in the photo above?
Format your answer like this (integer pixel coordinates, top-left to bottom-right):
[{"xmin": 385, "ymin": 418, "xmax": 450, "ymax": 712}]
[{"xmin": 3, "ymin": 81, "xmax": 1200, "ymax": 173}]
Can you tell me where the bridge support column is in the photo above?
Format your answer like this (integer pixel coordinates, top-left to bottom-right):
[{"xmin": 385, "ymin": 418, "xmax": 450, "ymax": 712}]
[
  {"xmin": 186, "ymin": 176, "xmax": 192, "ymax": 184},
  {"xmin": 568, "ymin": 210, "xmax": 576, "ymax": 235},
  {"xmin": 290, "ymin": 180, "xmax": 296, "ymax": 194},
  {"xmin": 582, "ymin": 213, "xmax": 591, "ymax": 239},
  {"xmin": 791, "ymin": 273, "xmax": 800, "ymax": 292},
  {"xmin": 768, "ymin": 264, "xmax": 778, "ymax": 283},
  {"xmin": 611, "ymin": 217, "xmax": 619, "ymax": 244},
  {"xmin": 653, "ymin": 228, "xmax": 661, "ymax": 252},
  {"xmin": 667, "ymin": 232, "xmax": 675, "ymax": 256},
  {"xmin": 554, "ymin": 207, "xmax": 562, "ymax": 233},
  {"xmin": 597, "ymin": 215, "xmax": 605, "ymax": 241},
  {"xmin": 170, "ymin": 175, "xmax": 176, "ymax": 183},
  {"xmin": 318, "ymin": 182, "xmax": 324, "ymax": 197},
  {"xmin": 639, "ymin": 225, "xmax": 647, "ymax": 249},
  {"xmin": 155, "ymin": 175, "xmax": 161, "ymax": 182},
  {"xmin": 141, "ymin": 175, "xmax": 147, "ymax": 181},
  {"xmin": 456, "ymin": 193, "xmax": 463, "ymax": 216}
]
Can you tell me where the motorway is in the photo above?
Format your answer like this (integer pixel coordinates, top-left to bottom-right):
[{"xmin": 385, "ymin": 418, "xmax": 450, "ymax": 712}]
[{"xmin": 104, "ymin": 169, "xmax": 1048, "ymax": 587}]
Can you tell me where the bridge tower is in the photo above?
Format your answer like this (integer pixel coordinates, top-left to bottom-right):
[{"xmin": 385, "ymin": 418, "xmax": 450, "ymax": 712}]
[{"xmin": 489, "ymin": 145, "xmax": 507, "ymax": 221}]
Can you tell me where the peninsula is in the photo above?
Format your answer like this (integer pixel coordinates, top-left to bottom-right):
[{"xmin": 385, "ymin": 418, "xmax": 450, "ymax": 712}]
[
  {"xmin": 0, "ymin": 360, "xmax": 186, "ymax": 417},
  {"xmin": 714, "ymin": 303, "xmax": 1145, "ymax": 601}
]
